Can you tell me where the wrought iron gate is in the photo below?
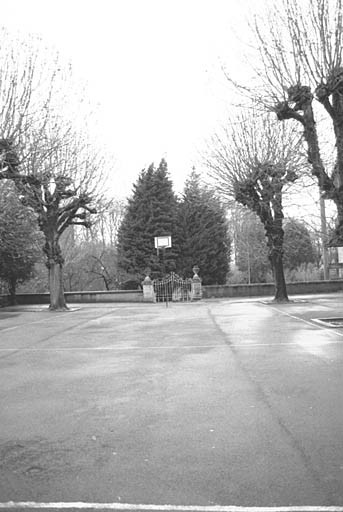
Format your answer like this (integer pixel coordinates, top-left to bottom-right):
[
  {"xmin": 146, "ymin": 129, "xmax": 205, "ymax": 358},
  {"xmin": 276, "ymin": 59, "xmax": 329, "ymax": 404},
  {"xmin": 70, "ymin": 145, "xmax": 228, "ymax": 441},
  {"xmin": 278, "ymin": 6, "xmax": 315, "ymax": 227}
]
[{"xmin": 153, "ymin": 272, "xmax": 192, "ymax": 302}]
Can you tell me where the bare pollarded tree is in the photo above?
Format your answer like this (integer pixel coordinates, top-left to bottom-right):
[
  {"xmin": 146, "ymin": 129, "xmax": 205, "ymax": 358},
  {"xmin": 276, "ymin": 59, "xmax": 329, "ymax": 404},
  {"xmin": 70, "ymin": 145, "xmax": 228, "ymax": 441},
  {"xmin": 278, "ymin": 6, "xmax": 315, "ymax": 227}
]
[
  {"xmin": 234, "ymin": 0, "xmax": 343, "ymax": 246},
  {"xmin": 0, "ymin": 29, "xmax": 108, "ymax": 310},
  {"xmin": 0, "ymin": 124, "xmax": 105, "ymax": 310},
  {"xmin": 205, "ymin": 114, "xmax": 306, "ymax": 302}
]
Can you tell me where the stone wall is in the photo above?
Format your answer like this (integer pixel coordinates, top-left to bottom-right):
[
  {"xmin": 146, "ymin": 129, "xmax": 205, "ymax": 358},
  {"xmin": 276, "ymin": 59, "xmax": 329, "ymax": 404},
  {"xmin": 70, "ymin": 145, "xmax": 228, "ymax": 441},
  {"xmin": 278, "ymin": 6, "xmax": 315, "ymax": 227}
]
[
  {"xmin": 1, "ymin": 289, "xmax": 143, "ymax": 306},
  {"xmin": 202, "ymin": 280, "xmax": 343, "ymax": 299},
  {"xmin": 1, "ymin": 280, "xmax": 342, "ymax": 306}
]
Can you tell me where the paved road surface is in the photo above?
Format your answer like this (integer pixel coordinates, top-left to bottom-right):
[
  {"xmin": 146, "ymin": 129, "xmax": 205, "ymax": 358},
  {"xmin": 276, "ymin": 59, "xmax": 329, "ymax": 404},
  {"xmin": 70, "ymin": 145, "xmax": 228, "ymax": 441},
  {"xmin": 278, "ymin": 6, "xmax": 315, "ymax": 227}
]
[{"xmin": 0, "ymin": 294, "xmax": 343, "ymax": 510}]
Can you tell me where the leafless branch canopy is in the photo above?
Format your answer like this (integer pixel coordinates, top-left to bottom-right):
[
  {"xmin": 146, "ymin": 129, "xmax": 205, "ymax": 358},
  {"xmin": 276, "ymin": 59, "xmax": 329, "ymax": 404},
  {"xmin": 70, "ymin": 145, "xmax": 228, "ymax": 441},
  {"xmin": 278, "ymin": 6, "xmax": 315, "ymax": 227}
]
[
  {"xmin": 205, "ymin": 112, "xmax": 306, "ymax": 202},
  {"xmin": 247, "ymin": 0, "xmax": 343, "ymax": 107},
  {"xmin": 0, "ymin": 28, "xmax": 111, "ymax": 244}
]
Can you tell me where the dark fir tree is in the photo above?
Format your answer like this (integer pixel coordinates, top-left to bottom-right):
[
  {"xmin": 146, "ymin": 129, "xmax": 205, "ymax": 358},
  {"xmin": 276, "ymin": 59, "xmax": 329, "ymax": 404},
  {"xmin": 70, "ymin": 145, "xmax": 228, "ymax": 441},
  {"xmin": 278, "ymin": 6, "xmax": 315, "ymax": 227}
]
[
  {"xmin": 175, "ymin": 171, "xmax": 230, "ymax": 285},
  {"xmin": 283, "ymin": 218, "xmax": 315, "ymax": 270},
  {"xmin": 0, "ymin": 181, "xmax": 42, "ymax": 303},
  {"xmin": 233, "ymin": 210, "xmax": 270, "ymax": 283},
  {"xmin": 117, "ymin": 159, "xmax": 178, "ymax": 283}
]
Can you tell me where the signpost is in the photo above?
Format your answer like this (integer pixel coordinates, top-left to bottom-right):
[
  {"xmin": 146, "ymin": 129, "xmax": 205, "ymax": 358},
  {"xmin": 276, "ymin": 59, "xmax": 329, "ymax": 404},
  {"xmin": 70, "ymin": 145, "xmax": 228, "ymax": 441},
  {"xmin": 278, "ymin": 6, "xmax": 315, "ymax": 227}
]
[
  {"xmin": 154, "ymin": 235, "xmax": 172, "ymax": 307},
  {"xmin": 154, "ymin": 235, "xmax": 172, "ymax": 250}
]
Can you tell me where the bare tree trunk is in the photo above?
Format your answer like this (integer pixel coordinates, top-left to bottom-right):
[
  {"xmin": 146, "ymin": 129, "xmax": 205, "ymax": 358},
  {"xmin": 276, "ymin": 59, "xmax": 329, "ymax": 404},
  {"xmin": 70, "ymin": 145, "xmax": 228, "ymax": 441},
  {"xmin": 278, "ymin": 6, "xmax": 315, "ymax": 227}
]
[
  {"xmin": 267, "ymin": 186, "xmax": 289, "ymax": 302},
  {"xmin": 269, "ymin": 249, "xmax": 288, "ymax": 302},
  {"xmin": 48, "ymin": 261, "xmax": 67, "ymax": 310},
  {"xmin": 331, "ymin": 113, "xmax": 343, "ymax": 244},
  {"xmin": 8, "ymin": 276, "xmax": 17, "ymax": 306},
  {"xmin": 45, "ymin": 234, "xmax": 67, "ymax": 311},
  {"xmin": 102, "ymin": 275, "xmax": 110, "ymax": 291},
  {"xmin": 319, "ymin": 194, "xmax": 329, "ymax": 280}
]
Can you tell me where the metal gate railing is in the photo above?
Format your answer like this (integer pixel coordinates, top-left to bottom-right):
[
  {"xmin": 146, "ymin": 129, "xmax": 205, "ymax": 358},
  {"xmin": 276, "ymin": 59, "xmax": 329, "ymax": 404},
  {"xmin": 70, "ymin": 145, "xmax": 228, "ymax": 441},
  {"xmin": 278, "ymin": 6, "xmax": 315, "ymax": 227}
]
[{"xmin": 153, "ymin": 272, "xmax": 192, "ymax": 302}]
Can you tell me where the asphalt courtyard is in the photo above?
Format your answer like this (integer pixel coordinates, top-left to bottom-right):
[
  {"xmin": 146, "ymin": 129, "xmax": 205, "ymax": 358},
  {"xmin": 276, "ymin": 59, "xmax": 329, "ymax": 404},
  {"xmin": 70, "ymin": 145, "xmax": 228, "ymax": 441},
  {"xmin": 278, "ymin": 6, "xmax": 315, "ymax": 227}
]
[{"xmin": 0, "ymin": 293, "xmax": 343, "ymax": 512}]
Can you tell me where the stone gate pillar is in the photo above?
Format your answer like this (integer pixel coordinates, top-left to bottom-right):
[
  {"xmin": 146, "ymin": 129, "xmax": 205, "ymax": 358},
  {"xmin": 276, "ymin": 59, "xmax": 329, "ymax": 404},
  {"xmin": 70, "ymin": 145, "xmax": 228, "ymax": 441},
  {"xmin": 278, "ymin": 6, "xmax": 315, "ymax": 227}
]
[
  {"xmin": 191, "ymin": 265, "xmax": 202, "ymax": 301},
  {"xmin": 142, "ymin": 275, "xmax": 156, "ymax": 302}
]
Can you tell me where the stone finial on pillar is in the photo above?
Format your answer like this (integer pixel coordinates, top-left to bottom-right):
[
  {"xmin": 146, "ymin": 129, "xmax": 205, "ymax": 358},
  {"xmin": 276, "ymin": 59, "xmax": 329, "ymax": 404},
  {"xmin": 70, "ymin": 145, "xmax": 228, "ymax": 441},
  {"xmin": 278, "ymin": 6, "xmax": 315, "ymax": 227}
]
[
  {"xmin": 142, "ymin": 275, "xmax": 156, "ymax": 302},
  {"xmin": 191, "ymin": 265, "xmax": 202, "ymax": 301}
]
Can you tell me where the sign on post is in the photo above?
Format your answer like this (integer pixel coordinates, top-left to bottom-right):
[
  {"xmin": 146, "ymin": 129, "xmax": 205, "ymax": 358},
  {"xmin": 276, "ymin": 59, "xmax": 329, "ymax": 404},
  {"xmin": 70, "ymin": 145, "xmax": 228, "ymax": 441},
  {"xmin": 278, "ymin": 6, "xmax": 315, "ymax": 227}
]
[
  {"xmin": 154, "ymin": 235, "xmax": 172, "ymax": 306},
  {"xmin": 154, "ymin": 235, "xmax": 172, "ymax": 249}
]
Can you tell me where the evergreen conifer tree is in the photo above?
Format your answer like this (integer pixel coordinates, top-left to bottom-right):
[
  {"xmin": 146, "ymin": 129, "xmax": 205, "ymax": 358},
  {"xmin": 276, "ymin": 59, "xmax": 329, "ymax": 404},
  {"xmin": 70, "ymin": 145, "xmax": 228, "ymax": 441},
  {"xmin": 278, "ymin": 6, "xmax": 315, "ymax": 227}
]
[
  {"xmin": 175, "ymin": 171, "xmax": 230, "ymax": 285},
  {"xmin": 117, "ymin": 159, "xmax": 178, "ymax": 283},
  {"xmin": 283, "ymin": 219, "xmax": 315, "ymax": 270},
  {"xmin": 0, "ymin": 181, "xmax": 42, "ymax": 303}
]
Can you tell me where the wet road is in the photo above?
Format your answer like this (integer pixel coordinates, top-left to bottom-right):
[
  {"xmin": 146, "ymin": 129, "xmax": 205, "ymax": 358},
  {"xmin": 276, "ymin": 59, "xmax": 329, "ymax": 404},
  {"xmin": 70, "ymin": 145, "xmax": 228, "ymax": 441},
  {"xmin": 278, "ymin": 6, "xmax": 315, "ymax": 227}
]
[{"xmin": 0, "ymin": 295, "xmax": 342, "ymax": 508}]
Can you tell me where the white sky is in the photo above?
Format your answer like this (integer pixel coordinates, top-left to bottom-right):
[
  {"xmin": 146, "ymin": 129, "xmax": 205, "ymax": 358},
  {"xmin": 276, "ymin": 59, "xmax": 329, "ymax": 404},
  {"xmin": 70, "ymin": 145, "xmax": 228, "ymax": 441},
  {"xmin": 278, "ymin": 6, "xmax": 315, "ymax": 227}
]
[{"xmin": 0, "ymin": 0, "xmax": 258, "ymax": 198}]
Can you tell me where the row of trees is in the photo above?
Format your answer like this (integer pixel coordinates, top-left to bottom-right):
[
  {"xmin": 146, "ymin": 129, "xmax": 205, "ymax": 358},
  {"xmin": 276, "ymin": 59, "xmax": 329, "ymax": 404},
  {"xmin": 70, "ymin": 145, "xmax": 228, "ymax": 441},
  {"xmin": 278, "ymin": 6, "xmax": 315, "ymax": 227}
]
[
  {"xmin": 116, "ymin": 160, "xmax": 230, "ymax": 286},
  {"xmin": 3, "ymin": 154, "xmax": 323, "ymax": 298},
  {"xmin": 1, "ymin": 0, "xmax": 341, "ymax": 305},
  {"xmin": 0, "ymin": 157, "xmax": 231, "ymax": 297},
  {"xmin": 5, "ymin": 170, "xmax": 321, "ymax": 297},
  {"xmin": 231, "ymin": 209, "xmax": 320, "ymax": 284},
  {"xmin": 61, "ymin": 198, "xmax": 125, "ymax": 292},
  {"xmin": 205, "ymin": 0, "xmax": 343, "ymax": 301}
]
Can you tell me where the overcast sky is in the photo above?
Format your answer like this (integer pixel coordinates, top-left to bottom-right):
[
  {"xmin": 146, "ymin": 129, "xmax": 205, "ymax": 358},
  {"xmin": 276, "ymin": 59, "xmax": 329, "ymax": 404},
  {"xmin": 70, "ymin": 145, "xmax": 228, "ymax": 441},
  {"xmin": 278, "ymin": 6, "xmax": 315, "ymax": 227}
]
[{"xmin": 1, "ymin": 0, "xmax": 259, "ymax": 197}]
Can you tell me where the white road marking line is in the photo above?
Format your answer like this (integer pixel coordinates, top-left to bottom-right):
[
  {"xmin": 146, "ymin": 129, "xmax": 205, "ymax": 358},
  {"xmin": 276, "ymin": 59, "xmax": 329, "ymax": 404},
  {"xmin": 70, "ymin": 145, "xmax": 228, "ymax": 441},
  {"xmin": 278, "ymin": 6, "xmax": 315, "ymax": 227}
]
[
  {"xmin": 0, "ymin": 340, "xmax": 342, "ymax": 352},
  {"xmin": 1, "ymin": 504, "xmax": 343, "ymax": 511},
  {"xmin": 267, "ymin": 305, "xmax": 343, "ymax": 338},
  {"xmin": 0, "ymin": 326, "xmax": 18, "ymax": 333},
  {"xmin": 0, "ymin": 345, "xmax": 224, "ymax": 351},
  {"xmin": 0, "ymin": 312, "xmax": 74, "ymax": 333}
]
